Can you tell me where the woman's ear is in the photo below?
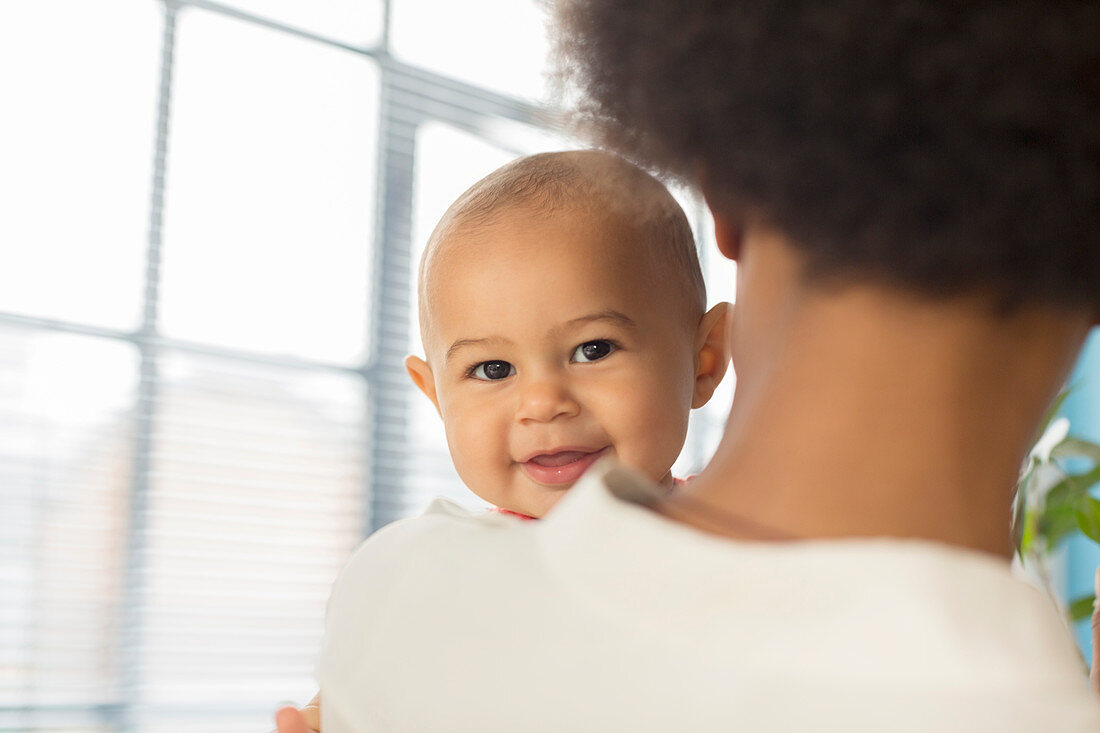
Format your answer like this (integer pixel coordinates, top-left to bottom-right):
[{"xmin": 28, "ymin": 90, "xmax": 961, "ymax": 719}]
[
  {"xmin": 405, "ymin": 355, "xmax": 441, "ymax": 416},
  {"xmin": 692, "ymin": 302, "xmax": 732, "ymax": 408},
  {"xmin": 700, "ymin": 183, "xmax": 743, "ymax": 262},
  {"xmin": 711, "ymin": 212, "xmax": 743, "ymax": 262}
]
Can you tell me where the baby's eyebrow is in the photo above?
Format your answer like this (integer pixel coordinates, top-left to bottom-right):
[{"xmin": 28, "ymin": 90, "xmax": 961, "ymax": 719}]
[
  {"xmin": 444, "ymin": 312, "xmax": 637, "ymax": 364},
  {"xmin": 445, "ymin": 336, "xmax": 511, "ymax": 364},
  {"xmin": 561, "ymin": 310, "xmax": 639, "ymax": 331}
]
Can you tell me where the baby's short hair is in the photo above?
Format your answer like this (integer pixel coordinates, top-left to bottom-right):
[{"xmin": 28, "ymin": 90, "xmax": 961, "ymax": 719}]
[{"xmin": 422, "ymin": 150, "xmax": 706, "ymax": 318}]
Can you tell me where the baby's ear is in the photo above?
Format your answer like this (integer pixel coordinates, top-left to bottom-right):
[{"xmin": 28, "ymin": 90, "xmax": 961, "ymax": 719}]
[
  {"xmin": 405, "ymin": 355, "xmax": 441, "ymax": 415},
  {"xmin": 692, "ymin": 302, "xmax": 731, "ymax": 409}
]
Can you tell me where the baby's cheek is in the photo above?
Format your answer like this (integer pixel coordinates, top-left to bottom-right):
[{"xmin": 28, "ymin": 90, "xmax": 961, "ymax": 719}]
[
  {"xmin": 608, "ymin": 388, "xmax": 688, "ymax": 477},
  {"xmin": 444, "ymin": 411, "xmax": 502, "ymax": 487},
  {"xmin": 634, "ymin": 365, "xmax": 692, "ymax": 424},
  {"xmin": 450, "ymin": 441, "xmax": 510, "ymax": 507}
]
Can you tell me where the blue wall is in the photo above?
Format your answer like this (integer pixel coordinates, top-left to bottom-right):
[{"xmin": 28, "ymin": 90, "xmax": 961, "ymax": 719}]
[{"xmin": 1062, "ymin": 330, "xmax": 1100, "ymax": 659}]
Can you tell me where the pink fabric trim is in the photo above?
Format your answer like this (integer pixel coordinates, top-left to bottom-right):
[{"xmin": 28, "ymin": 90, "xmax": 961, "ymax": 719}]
[{"xmin": 492, "ymin": 476, "xmax": 687, "ymax": 521}]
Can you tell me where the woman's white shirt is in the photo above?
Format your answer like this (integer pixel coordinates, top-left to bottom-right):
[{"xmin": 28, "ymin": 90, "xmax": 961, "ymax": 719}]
[{"xmin": 318, "ymin": 461, "xmax": 1100, "ymax": 733}]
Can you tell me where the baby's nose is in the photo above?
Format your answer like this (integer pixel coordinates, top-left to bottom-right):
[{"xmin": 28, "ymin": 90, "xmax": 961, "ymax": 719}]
[{"xmin": 515, "ymin": 378, "xmax": 580, "ymax": 423}]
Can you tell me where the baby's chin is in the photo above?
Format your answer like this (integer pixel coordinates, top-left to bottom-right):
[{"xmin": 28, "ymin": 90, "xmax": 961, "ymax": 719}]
[
  {"xmin": 475, "ymin": 483, "xmax": 574, "ymax": 520},
  {"xmin": 500, "ymin": 490, "xmax": 566, "ymax": 519}
]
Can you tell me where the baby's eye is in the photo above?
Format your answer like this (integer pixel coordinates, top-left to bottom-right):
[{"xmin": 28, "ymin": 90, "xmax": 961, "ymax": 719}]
[
  {"xmin": 572, "ymin": 340, "xmax": 617, "ymax": 363},
  {"xmin": 471, "ymin": 360, "xmax": 515, "ymax": 381}
]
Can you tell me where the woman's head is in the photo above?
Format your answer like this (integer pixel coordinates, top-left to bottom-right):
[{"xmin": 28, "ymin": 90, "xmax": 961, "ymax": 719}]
[{"xmin": 556, "ymin": 1, "xmax": 1100, "ymax": 314}]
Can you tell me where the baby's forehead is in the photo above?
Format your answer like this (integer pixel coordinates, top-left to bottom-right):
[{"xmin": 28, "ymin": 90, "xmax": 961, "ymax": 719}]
[
  {"xmin": 417, "ymin": 151, "xmax": 705, "ymax": 340},
  {"xmin": 424, "ymin": 201, "xmax": 644, "ymax": 275},
  {"xmin": 422, "ymin": 216, "xmax": 691, "ymax": 336}
]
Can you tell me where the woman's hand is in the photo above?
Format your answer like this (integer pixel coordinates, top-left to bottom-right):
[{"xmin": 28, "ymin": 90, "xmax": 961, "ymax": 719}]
[
  {"xmin": 271, "ymin": 693, "xmax": 321, "ymax": 733},
  {"xmin": 275, "ymin": 707, "xmax": 314, "ymax": 733}
]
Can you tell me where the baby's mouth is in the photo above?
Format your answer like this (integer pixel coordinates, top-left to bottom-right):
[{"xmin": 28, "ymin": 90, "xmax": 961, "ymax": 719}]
[
  {"xmin": 520, "ymin": 447, "xmax": 610, "ymax": 486},
  {"xmin": 529, "ymin": 451, "xmax": 592, "ymax": 467}
]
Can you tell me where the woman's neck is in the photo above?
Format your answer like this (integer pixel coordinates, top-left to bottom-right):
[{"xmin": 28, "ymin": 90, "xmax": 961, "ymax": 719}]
[{"xmin": 677, "ymin": 282, "xmax": 1091, "ymax": 558}]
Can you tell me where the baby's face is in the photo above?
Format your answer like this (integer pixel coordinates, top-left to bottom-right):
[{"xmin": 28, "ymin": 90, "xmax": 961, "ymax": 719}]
[{"xmin": 412, "ymin": 209, "xmax": 701, "ymax": 517}]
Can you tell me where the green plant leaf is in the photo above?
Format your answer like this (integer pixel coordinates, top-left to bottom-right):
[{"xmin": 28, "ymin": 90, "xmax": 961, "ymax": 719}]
[
  {"xmin": 1013, "ymin": 514, "xmax": 1027, "ymax": 558},
  {"xmin": 1012, "ymin": 462, "xmax": 1035, "ymax": 556},
  {"xmin": 1045, "ymin": 477, "xmax": 1074, "ymax": 508},
  {"xmin": 1054, "ymin": 437, "xmax": 1100, "ymax": 464},
  {"xmin": 1044, "ymin": 465, "xmax": 1100, "ymax": 511},
  {"xmin": 1069, "ymin": 594, "xmax": 1096, "ymax": 623},
  {"xmin": 1019, "ymin": 508, "xmax": 1036, "ymax": 558},
  {"xmin": 1068, "ymin": 464, "xmax": 1100, "ymax": 497},
  {"xmin": 1012, "ymin": 390, "xmax": 1100, "ymax": 561},
  {"xmin": 1075, "ymin": 496, "xmax": 1100, "ymax": 544},
  {"xmin": 1039, "ymin": 500, "xmax": 1080, "ymax": 550}
]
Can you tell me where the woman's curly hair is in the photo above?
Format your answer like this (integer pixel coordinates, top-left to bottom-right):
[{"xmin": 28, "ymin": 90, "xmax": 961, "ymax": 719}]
[{"xmin": 556, "ymin": 1, "xmax": 1100, "ymax": 311}]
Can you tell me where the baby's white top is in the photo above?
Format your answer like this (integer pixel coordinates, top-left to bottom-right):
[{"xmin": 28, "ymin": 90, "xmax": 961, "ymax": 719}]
[{"xmin": 318, "ymin": 461, "xmax": 1100, "ymax": 732}]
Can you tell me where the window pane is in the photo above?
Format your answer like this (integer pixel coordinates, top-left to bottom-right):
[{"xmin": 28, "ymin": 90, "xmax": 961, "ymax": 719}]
[
  {"xmin": 390, "ymin": 0, "xmax": 552, "ymax": 102},
  {"xmin": 0, "ymin": 2, "xmax": 159, "ymax": 329},
  {"xmin": 161, "ymin": 9, "xmax": 379, "ymax": 365},
  {"xmin": 0, "ymin": 326, "xmax": 138, "ymax": 718},
  {"xmin": 136, "ymin": 352, "xmax": 366, "ymax": 728},
  {"xmin": 211, "ymin": 0, "xmax": 383, "ymax": 48}
]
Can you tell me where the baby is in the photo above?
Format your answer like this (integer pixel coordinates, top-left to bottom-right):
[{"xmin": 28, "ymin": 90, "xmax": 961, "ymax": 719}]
[
  {"xmin": 403, "ymin": 149, "xmax": 730, "ymax": 518},
  {"xmin": 276, "ymin": 150, "xmax": 729, "ymax": 732}
]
